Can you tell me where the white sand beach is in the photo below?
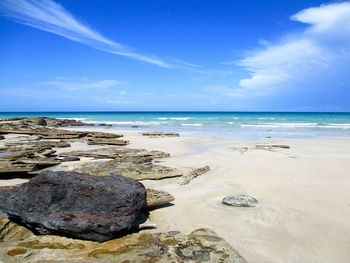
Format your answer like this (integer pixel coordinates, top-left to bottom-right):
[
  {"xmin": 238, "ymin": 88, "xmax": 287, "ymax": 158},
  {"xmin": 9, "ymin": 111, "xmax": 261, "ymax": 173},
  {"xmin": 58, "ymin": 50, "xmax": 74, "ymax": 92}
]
[{"xmin": 1, "ymin": 127, "xmax": 350, "ymax": 263}]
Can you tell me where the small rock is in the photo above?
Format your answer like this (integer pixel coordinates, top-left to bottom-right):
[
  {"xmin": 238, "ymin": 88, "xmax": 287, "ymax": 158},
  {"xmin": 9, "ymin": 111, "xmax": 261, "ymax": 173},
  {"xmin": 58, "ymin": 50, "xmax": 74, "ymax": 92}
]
[
  {"xmin": 87, "ymin": 138, "xmax": 129, "ymax": 146},
  {"xmin": 255, "ymin": 144, "xmax": 290, "ymax": 150},
  {"xmin": 37, "ymin": 118, "xmax": 47, "ymax": 126},
  {"xmin": 222, "ymin": 194, "xmax": 258, "ymax": 207},
  {"xmin": 97, "ymin": 123, "xmax": 112, "ymax": 127},
  {"xmin": 0, "ymin": 135, "xmax": 4, "ymax": 140},
  {"xmin": 60, "ymin": 156, "xmax": 80, "ymax": 162},
  {"xmin": 146, "ymin": 188, "xmax": 175, "ymax": 208},
  {"xmin": 181, "ymin": 166, "xmax": 210, "ymax": 185},
  {"xmin": 142, "ymin": 132, "xmax": 180, "ymax": 137}
]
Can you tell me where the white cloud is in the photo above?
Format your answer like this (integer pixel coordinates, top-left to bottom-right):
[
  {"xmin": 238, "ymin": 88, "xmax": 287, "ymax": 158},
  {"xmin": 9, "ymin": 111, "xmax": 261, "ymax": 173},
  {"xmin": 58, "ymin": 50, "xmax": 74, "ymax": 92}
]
[
  {"xmin": 42, "ymin": 79, "xmax": 124, "ymax": 90},
  {"xmin": 0, "ymin": 0, "xmax": 172, "ymax": 68},
  {"xmin": 234, "ymin": 2, "xmax": 350, "ymax": 97}
]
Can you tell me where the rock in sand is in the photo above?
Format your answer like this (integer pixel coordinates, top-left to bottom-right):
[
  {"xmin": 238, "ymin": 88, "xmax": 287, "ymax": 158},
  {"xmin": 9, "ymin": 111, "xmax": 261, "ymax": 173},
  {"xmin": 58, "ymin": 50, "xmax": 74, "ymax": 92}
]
[
  {"xmin": 222, "ymin": 194, "xmax": 258, "ymax": 207},
  {"xmin": 0, "ymin": 171, "xmax": 147, "ymax": 242}
]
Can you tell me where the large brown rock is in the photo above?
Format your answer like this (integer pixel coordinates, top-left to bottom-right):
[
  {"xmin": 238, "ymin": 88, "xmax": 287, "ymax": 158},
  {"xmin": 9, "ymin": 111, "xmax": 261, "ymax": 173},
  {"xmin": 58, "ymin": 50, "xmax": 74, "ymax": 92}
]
[{"xmin": 0, "ymin": 171, "xmax": 147, "ymax": 242}]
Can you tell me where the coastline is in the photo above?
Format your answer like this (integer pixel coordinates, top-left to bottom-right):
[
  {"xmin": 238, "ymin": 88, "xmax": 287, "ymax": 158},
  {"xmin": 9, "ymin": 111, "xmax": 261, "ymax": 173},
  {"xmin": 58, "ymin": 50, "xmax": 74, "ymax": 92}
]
[
  {"xmin": 1, "ymin": 122, "xmax": 350, "ymax": 262},
  {"xmin": 79, "ymin": 127, "xmax": 350, "ymax": 263}
]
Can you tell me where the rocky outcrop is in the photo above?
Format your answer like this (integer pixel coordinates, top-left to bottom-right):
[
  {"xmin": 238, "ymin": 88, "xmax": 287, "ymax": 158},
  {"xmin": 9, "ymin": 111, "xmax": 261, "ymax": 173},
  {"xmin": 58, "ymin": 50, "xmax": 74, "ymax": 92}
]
[
  {"xmin": 73, "ymin": 159, "xmax": 183, "ymax": 180},
  {"xmin": 222, "ymin": 194, "xmax": 258, "ymax": 207},
  {"xmin": 0, "ymin": 216, "xmax": 246, "ymax": 263},
  {"xmin": 142, "ymin": 131, "xmax": 180, "ymax": 137},
  {"xmin": 181, "ymin": 166, "xmax": 210, "ymax": 185},
  {"xmin": 37, "ymin": 118, "xmax": 47, "ymax": 126},
  {"xmin": 255, "ymin": 144, "xmax": 290, "ymax": 150},
  {"xmin": 0, "ymin": 144, "xmax": 61, "ymax": 177},
  {"xmin": 87, "ymin": 138, "xmax": 129, "ymax": 146},
  {"xmin": 59, "ymin": 156, "xmax": 81, "ymax": 162},
  {"xmin": 0, "ymin": 117, "xmax": 92, "ymax": 128},
  {"xmin": 146, "ymin": 188, "xmax": 175, "ymax": 208},
  {"xmin": 0, "ymin": 171, "xmax": 147, "ymax": 242},
  {"xmin": 86, "ymin": 132, "xmax": 123, "ymax": 139},
  {"xmin": 60, "ymin": 146, "xmax": 170, "ymax": 161}
]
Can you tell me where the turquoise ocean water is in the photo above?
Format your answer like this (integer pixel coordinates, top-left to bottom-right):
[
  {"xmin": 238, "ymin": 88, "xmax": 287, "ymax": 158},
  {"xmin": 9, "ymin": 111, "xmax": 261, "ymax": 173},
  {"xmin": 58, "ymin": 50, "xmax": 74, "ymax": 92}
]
[{"xmin": 1, "ymin": 112, "xmax": 350, "ymax": 139}]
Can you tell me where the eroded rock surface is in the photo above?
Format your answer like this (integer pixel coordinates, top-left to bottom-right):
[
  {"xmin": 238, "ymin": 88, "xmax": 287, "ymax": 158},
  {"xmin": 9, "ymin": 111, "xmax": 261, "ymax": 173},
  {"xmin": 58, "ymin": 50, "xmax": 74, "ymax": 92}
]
[
  {"xmin": 87, "ymin": 138, "xmax": 129, "ymax": 146},
  {"xmin": 222, "ymin": 194, "xmax": 258, "ymax": 207},
  {"xmin": 181, "ymin": 166, "xmax": 211, "ymax": 185},
  {"xmin": 142, "ymin": 131, "xmax": 180, "ymax": 137},
  {"xmin": 146, "ymin": 188, "xmax": 175, "ymax": 208},
  {"xmin": 73, "ymin": 159, "xmax": 183, "ymax": 180},
  {"xmin": 0, "ymin": 217, "xmax": 246, "ymax": 263},
  {"xmin": 0, "ymin": 171, "xmax": 147, "ymax": 242},
  {"xmin": 60, "ymin": 146, "xmax": 170, "ymax": 161}
]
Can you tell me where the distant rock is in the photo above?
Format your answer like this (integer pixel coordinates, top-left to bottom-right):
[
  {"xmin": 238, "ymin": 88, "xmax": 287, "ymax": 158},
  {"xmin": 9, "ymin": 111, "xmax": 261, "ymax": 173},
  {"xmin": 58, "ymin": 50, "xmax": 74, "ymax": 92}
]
[
  {"xmin": 222, "ymin": 194, "xmax": 258, "ymax": 207},
  {"xmin": 87, "ymin": 138, "xmax": 129, "ymax": 146},
  {"xmin": 86, "ymin": 131, "xmax": 123, "ymax": 139},
  {"xmin": 0, "ymin": 171, "xmax": 147, "ymax": 242},
  {"xmin": 0, "ymin": 135, "xmax": 4, "ymax": 140},
  {"xmin": 146, "ymin": 188, "xmax": 175, "ymax": 208},
  {"xmin": 97, "ymin": 123, "xmax": 112, "ymax": 127},
  {"xmin": 255, "ymin": 144, "xmax": 290, "ymax": 150},
  {"xmin": 60, "ymin": 156, "xmax": 80, "ymax": 162},
  {"xmin": 37, "ymin": 118, "xmax": 47, "ymax": 126},
  {"xmin": 142, "ymin": 131, "xmax": 180, "ymax": 137}
]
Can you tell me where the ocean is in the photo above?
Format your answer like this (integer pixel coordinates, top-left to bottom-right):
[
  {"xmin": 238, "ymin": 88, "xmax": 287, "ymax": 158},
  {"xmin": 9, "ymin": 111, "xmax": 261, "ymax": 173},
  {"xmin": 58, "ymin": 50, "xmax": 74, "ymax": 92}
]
[{"xmin": 1, "ymin": 112, "xmax": 350, "ymax": 139}]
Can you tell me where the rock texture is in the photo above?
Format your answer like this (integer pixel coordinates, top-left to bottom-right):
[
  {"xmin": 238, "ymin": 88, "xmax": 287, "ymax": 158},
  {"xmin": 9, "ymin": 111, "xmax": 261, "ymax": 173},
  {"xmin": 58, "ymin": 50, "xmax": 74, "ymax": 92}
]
[
  {"xmin": 0, "ymin": 171, "xmax": 147, "ymax": 242},
  {"xmin": 0, "ymin": 117, "xmax": 92, "ymax": 128},
  {"xmin": 146, "ymin": 188, "xmax": 175, "ymax": 208},
  {"xmin": 255, "ymin": 144, "xmax": 290, "ymax": 150},
  {"xmin": 60, "ymin": 146, "xmax": 170, "ymax": 160},
  {"xmin": 0, "ymin": 143, "xmax": 61, "ymax": 177},
  {"xmin": 142, "ymin": 131, "xmax": 180, "ymax": 137},
  {"xmin": 73, "ymin": 159, "xmax": 183, "ymax": 181},
  {"xmin": 222, "ymin": 194, "xmax": 258, "ymax": 207},
  {"xmin": 87, "ymin": 138, "xmax": 129, "ymax": 146},
  {"xmin": 181, "ymin": 166, "xmax": 210, "ymax": 185},
  {"xmin": 0, "ymin": 216, "xmax": 246, "ymax": 263}
]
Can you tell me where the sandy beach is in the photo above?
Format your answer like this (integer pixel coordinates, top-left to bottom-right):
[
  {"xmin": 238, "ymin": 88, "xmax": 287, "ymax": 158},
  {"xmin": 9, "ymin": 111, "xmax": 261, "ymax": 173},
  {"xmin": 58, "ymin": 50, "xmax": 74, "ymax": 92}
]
[{"xmin": 2, "ymin": 125, "xmax": 349, "ymax": 262}]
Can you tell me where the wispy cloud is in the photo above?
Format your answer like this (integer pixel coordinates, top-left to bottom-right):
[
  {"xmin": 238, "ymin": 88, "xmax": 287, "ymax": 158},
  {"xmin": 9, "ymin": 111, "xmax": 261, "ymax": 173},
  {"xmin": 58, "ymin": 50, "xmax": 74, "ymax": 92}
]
[
  {"xmin": 232, "ymin": 2, "xmax": 350, "ymax": 97},
  {"xmin": 42, "ymin": 78, "xmax": 125, "ymax": 91},
  {"xmin": 0, "ymin": 0, "xmax": 173, "ymax": 68}
]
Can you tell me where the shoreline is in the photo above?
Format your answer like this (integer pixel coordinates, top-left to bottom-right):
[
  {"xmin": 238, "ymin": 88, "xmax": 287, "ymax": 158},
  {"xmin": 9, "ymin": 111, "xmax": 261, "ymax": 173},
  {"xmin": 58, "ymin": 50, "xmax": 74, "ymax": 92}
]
[
  {"xmin": 64, "ymin": 126, "xmax": 350, "ymax": 263},
  {"xmin": 1, "ymin": 121, "xmax": 350, "ymax": 262}
]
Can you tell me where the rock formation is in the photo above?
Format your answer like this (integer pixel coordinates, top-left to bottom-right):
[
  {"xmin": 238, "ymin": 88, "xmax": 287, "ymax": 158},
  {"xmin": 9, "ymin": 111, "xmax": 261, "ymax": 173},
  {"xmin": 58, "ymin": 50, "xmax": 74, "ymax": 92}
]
[
  {"xmin": 0, "ymin": 217, "xmax": 246, "ymax": 263},
  {"xmin": 0, "ymin": 171, "xmax": 147, "ymax": 242},
  {"xmin": 142, "ymin": 131, "xmax": 180, "ymax": 137},
  {"xmin": 181, "ymin": 166, "xmax": 210, "ymax": 185},
  {"xmin": 73, "ymin": 159, "xmax": 183, "ymax": 180},
  {"xmin": 146, "ymin": 188, "xmax": 175, "ymax": 208},
  {"xmin": 222, "ymin": 194, "xmax": 258, "ymax": 207}
]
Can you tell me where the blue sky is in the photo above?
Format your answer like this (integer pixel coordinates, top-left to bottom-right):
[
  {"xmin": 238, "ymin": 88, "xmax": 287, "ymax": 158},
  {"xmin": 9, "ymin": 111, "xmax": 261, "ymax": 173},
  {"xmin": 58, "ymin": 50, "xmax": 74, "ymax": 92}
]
[{"xmin": 0, "ymin": 0, "xmax": 349, "ymax": 111}]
